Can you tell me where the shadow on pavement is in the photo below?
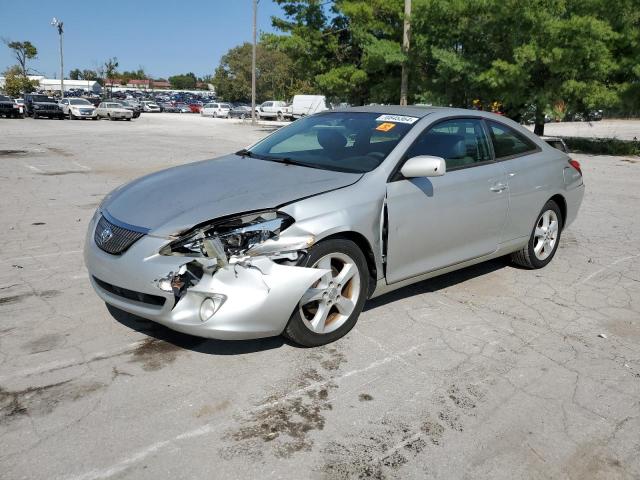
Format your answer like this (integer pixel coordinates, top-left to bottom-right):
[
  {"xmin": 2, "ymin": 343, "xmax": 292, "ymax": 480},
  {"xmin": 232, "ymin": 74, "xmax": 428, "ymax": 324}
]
[
  {"xmin": 364, "ymin": 257, "xmax": 511, "ymax": 311},
  {"xmin": 106, "ymin": 303, "xmax": 287, "ymax": 355}
]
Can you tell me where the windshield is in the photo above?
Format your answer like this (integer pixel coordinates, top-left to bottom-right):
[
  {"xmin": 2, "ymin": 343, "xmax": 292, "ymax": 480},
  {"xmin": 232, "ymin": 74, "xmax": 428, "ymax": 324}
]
[
  {"xmin": 248, "ymin": 112, "xmax": 417, "ymax": 173},
  {"xmin": 31, "ymin": 95, "xmax": 52, "ymax": 102},
  {"xmin": 69, "ymin": 99, "xmax": 91, "ymax": 105},
  {"xmin": 0, "ymin": 95, "xmax": 10, "ymax": 101}
]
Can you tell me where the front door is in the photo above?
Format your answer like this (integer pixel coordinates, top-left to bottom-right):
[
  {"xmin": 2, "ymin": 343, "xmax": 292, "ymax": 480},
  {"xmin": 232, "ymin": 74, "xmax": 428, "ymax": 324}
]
[{"xmin": 385, "ymin": 117, "xmax": 509, "ymax": 284}]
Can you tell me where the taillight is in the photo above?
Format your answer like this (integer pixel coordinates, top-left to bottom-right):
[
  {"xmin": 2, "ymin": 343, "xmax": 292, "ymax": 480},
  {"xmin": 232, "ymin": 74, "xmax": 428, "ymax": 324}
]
[{"xmin": 568, "ymin": 159, "xmax": 582, "ymax": 176}]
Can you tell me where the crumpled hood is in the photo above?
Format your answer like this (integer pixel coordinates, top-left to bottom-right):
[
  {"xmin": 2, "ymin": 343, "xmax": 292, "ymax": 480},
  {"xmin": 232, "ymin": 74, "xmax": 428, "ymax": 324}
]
[{"xmin": 103, "ymin": 154, "xmax": 362, "ymax": 236}]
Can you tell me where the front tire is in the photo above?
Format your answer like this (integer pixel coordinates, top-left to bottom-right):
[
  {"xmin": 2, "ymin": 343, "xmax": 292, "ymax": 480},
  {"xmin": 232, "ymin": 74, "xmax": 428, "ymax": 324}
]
[
  {"xmin": 283, "ymin": 239, "xmax": 369, "ymax": 347},
  {"xmin": 511, "ymin": 200, "xmax": 563, "ymax": 269}
]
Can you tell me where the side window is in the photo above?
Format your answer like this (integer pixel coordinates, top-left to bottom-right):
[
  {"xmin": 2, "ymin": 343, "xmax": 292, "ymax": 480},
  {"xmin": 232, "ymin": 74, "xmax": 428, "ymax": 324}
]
[
  {"xmin": 406, "ymin": 118, "xmax": 492, "ymax": 170},
  {"xmin": 487, "ymin": 120, "xmax": 538, "ymax": 158}
]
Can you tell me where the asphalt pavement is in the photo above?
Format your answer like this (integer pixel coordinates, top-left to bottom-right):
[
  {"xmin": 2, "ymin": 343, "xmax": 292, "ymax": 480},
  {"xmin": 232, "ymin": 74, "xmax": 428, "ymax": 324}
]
[{"xmin": 1, "ymin": 113, "xmax": 639, "ymax": 479}]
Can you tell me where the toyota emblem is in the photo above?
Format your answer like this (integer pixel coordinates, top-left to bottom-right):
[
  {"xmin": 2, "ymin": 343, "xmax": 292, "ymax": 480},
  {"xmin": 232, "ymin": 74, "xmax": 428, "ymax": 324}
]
[{"xmin": 100, "ymin": 226, "xmax": 113, "ymax": 243}]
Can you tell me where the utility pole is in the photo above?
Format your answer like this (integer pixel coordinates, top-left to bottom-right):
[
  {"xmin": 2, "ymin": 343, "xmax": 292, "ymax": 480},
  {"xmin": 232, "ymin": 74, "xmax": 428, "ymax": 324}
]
[
  {"xmin": 251, "ymin": 0, "xmax": 258, "ymax": 125},
  {"xmin": 400, "ymin": 0, "xmax": 411, "ymax": 106},
  {"xmin": 51, "ymin": 18, "xmax": 64, "ymax": 98}
]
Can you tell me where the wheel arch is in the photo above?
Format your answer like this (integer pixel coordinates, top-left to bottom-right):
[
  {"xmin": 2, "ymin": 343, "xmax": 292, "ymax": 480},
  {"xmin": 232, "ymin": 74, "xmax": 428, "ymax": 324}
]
[
  {"xmin": 314, "ymin": 231, "xmax": 377, "ymax": 298},
  {"xmin": 549, "ymin": 194, "xmax": 567, "ymax": 229}
]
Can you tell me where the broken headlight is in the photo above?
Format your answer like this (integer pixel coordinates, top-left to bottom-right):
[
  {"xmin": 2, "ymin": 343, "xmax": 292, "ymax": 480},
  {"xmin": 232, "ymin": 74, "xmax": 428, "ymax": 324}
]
[{"xmin": 160, "ymin": 211, "xmax": 294, "ymax": 258}]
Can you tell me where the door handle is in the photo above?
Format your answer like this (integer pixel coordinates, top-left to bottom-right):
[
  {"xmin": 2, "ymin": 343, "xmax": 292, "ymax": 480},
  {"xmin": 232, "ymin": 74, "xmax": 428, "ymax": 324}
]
[{"xmin": 490, "ymin": 183, "xmax": 508, "ymax": 192}]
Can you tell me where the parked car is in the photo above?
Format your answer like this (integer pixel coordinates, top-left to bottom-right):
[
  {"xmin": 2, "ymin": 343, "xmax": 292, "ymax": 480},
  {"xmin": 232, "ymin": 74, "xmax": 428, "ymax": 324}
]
[
  {"xmin": 567, "ymin": 110, "xmax": 603, "ymax": 122},
  {"xmin": 86, "ymin": 97, "xmax": 102, "ymax": 107},
  {"xmin": 85, "ymin": 106, "xmax": 584, "ymax": 346},
  {"xmin": 142, "ymin": 101, "xmax": 161, "ymax": 113},
  {"xmin": 59, "ymin": 97, "xmax": 97, "ymax": 120},
  {"xmin": 160, "ymin": 102, "xmax": 180, "ymax": 113},
  {"xmin": 290, "ymin": 95, "xmax": 328, "ymax": 119},
  {"xmin": 200, "ymin": 102, "xmax": 231, "ymax": 118},
  {"xmin": 24, "ymin": 94, "xmax": 65, "ymax": 119},
  {"xmin": 228, "ymin": 104, "xmax": 253, "ymax": 119},
  {"xmin": 256, "ymin": 100, "xmax": 291, "ymax": 121},
  {"xmin": 118, "ymin": 100, "xmax": 142, "ymax": 118},
  {"xmin": 0, "ymin": 95, "xmax": 23, "ymax": 118},
  {"xmin": 179, "ymin": 104, "xmax": 192, "ymax": 113},
  {"xmin": 189, "ymin": 103, "xmax": 202, "ymax": 113},
  {"xmin": 541, "ymin": 136, "xmax": 569, "ymax": 153},
  {"xmin": 95, "ymin": 102, "xmax": 134, "ymax": 121}
]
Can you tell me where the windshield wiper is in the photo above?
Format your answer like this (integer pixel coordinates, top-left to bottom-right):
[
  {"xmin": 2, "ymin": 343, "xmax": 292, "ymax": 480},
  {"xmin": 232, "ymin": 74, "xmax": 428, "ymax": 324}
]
[{"xmin": 261, "ymin": 156, "xmax": 327, "ymax": 170}]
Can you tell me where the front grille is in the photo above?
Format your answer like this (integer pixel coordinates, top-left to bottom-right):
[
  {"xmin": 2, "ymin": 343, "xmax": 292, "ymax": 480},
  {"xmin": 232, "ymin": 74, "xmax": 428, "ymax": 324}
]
[
  {"xmin": 94, "ymin": 215, "xmax": 144, "ymax": 255},
  {"xmin": 93, "ymin": 277, "xmax": 166, "ymax": 306}
]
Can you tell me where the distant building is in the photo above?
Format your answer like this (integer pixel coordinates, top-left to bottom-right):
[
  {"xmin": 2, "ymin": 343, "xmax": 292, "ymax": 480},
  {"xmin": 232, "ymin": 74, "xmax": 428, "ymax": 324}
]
[
  {"xmin": 39, "ymin": 78, "xmax": 102, "ymax": 93},
  {"xmin": 152, "ymin": 80, "xmax": 171, "ymax": 89},
  {"xmin": 0, "ymin": 75, "xmax": 102, "ymax": 94}
]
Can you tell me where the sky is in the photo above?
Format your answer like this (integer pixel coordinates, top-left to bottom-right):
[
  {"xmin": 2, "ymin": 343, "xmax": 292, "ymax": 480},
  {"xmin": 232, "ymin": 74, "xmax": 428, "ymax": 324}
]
[{"xmin": 0, "ymin": 0, "xmax": 286, "ymax": 79}]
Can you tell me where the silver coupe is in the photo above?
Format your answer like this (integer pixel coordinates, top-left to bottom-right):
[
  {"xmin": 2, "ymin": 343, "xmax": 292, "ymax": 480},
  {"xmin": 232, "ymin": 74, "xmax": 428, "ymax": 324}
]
[{"xmin": 84, "ymin": 106, "xmax": 584, "ymax": 346}]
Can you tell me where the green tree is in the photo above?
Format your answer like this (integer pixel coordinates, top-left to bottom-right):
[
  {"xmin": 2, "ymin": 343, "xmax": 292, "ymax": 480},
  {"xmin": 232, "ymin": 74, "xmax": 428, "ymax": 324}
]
[
  {"xmin": 2, "ymin": 65, "xmax": 38, "ymax": 97},
  {"xmin": 3, "ymin": 40, "xmax": 38, "ymax": 96},
  {"xmin": 213, "ymin": 43, "xmax": 293, "ymax": 102},
  {"xmin": 120, "ymin": 68, "xmax": 147, "ymax": 84},
  {"xmin": 266, "ymin": 0, "xmax": 404, "ymax": 104},
  {"xmin": 69, "ymin": 68, "xmax": 82, "ymax": 80},
  {"xmin": 82, "ymin": 69, "xmax": 99, "ymax": 81},
  {"xmin": 4, "ymin": 40, "xmax": 37, "ymax": 77},
  {"xmin": 410, "ymin": 0, "xmax": 630, "ymax": 133},
  {"xmin": 168, "ymin": 73, "xmax": 197, "ymax": 89}
]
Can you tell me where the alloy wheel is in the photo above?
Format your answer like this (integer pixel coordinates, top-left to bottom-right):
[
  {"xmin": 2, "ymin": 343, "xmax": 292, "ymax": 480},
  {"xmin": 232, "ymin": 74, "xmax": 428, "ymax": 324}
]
[
  {"xmin": 533, "ymin": 210, "xmax": 559, "ymax": 261},
  {"xmin": 299, "ymin": 252, "xmax": 361, "ymax": 334}
]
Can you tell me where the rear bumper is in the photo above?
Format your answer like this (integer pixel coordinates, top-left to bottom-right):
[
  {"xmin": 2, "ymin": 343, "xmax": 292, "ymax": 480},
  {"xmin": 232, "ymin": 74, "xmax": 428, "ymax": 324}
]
[{"xmin": 83, "ymin": 212, "xmax": 325, "ymax": 340}]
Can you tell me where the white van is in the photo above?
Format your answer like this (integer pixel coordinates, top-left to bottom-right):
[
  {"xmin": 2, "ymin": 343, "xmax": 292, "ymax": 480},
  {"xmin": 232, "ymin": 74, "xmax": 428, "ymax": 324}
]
[
  {"xmin": 201, "ymin": 102, "xmax": 231, "ymax": 118},
  {"xmin": 290, "ymin": 95, "xmax": 328, "ymax": 119}
]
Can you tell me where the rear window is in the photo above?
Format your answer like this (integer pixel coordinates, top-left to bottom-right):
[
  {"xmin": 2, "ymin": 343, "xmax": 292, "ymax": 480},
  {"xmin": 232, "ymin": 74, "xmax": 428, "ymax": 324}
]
[
  {"xmin": 487, "ymin": 120, "xmax": 538, "ymax": 158},
  {"xmin": 545, "ymin": 140, "xmax": 568, "ymax": 153}
]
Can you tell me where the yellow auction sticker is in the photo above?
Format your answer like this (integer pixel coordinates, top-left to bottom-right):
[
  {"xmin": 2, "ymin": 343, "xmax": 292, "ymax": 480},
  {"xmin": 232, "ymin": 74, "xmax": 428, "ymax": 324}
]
[{"xmin": 375, "ymin": 122, "xmax": 396, "ymax": 132}]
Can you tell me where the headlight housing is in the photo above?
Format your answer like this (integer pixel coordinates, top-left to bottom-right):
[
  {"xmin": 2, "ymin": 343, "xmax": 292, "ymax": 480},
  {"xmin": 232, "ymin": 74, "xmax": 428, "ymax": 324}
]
[{"xmin": 160, "ymin": 211, "xmax": 294, "ymax": 259}]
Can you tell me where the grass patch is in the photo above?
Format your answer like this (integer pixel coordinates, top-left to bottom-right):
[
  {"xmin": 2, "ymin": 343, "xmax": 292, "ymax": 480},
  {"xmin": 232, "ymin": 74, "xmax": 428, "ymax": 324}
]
[{"xmin": 562, "ymin": 136, "xmax": 640, "ymax": 156}]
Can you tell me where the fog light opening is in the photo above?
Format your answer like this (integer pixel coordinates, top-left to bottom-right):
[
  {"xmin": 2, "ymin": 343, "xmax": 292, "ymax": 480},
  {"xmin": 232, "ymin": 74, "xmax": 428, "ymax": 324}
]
[{"xmin": 199, "ymin": 294, "xmax": 226, "ymax": 322}]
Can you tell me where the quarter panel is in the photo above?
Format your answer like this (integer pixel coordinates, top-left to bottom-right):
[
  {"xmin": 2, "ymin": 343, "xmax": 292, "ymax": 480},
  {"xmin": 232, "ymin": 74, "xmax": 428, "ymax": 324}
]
[{"xmin": 499, "ymin": 150, "xmax": 566, "ymax": 241}]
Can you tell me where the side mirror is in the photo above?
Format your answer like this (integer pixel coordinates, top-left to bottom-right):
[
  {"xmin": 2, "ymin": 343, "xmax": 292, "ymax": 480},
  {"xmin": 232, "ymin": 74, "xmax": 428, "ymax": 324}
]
[{"xmin": 401, "ymin": 155, "xmax": 446, "ymax": 178}]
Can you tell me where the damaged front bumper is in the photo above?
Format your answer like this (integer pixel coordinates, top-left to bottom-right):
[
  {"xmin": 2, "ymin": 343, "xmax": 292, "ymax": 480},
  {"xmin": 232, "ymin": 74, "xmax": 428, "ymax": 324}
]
[{"xmin": 84, "ymin": 214, "xmax": 326, "ymax": 340}]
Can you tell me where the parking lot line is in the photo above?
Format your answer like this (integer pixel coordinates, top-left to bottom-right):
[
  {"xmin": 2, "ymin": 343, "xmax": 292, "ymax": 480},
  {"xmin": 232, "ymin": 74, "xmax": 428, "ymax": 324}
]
[
  {"xmin": 25, "ymin": 164, "xmax": 45, "ymax": 173},
  {"xmin": 578, "ymin": 253, "xmax": 640, "ymax": 285},
  {"xmin": 72, "ymin": 161, "xmax": 91, "ymax": 171}
]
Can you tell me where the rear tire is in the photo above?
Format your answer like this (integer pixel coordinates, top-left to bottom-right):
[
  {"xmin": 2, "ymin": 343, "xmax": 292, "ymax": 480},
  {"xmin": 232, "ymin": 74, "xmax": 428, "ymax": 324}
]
[
  {"xmin": 511, "ymin": 200, "xmax": 563, "ymax": 269},
  {"xmin": 283, "ymin": 239, "xmax": 369, "ymax": 347}
]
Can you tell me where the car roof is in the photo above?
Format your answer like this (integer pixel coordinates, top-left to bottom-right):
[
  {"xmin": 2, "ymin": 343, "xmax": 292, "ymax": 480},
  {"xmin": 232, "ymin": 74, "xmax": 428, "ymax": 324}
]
[{"xmin": 333, "ymin": 105, "xmax": 482, "ymax": 118}]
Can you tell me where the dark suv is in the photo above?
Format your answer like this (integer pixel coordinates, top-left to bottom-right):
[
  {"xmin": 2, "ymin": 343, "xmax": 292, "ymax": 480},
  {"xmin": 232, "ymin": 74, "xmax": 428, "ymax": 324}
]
[
  {"xmin": 24, "ymin": 94, "xmax": 65, "ymax": 119},
  {"xmin": 0, "ymin": 95, "xmax": 23, "ymax": 118}
]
